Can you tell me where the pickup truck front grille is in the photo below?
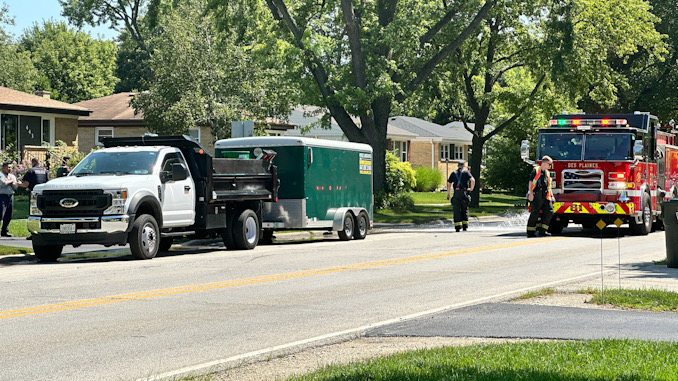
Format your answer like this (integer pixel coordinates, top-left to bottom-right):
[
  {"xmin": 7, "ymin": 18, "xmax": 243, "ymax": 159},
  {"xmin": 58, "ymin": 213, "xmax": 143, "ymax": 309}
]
[{"xmin": 37, "ymin": 190, "xmax": 112, "ymax": 217}]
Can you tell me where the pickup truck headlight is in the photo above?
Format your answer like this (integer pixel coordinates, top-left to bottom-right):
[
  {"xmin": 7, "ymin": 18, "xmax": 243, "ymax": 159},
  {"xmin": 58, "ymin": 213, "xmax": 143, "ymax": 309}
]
[
  {"xmin": 104, "ymin": 189, "xmax": 128, "ymax": 215},
  {"xmin": 30, "ymin": 192, "xmax": 41, "ymax": 216}
]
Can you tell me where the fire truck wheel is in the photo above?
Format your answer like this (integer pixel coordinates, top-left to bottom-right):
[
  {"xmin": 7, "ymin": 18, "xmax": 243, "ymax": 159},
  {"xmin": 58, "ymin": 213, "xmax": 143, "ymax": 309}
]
[
  {"xmin": 338, "ymin": 213, "xmax": 354, "ymax": 241},
  {"xmin": 630, "ymin": 192, "xmax": 652, "ymax": 236},
  {"xmin": 233, "ymin": 209, "xmax": 259, "ymax": 250},
  {"xmin": 33, "ymin": 244, "xmax": 63, "ymax": 262},
  {"xmin": 548, "ymin": 219, "xmax": 565, "ymax": 235},
  {"xmin": 353, "ymin": 212, "xmax": 368, "ymax": 240}
]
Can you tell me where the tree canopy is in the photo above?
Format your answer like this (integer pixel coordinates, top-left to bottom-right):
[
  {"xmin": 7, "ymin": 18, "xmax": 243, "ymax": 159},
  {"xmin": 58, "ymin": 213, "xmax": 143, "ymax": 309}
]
[{"xmin": 19, "ymin": 21, "xmax": 119, "ymax": 103}]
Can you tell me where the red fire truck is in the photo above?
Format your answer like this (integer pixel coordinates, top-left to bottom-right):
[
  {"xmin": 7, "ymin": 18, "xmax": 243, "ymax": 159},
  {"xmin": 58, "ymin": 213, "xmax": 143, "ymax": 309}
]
[{"xmin": 521, "ymin": 112, "xmax": 678, "ymax": 235}]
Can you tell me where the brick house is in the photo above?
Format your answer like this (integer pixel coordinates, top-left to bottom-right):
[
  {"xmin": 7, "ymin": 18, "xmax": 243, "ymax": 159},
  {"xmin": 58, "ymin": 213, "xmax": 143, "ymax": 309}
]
[{"xmin": 0, "ymin": 86, "xmax": 90, "ymax": 155}]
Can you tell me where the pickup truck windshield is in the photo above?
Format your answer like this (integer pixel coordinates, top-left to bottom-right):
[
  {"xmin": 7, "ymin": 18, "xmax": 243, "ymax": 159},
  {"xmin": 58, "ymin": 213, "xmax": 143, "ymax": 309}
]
[
  {"xmin": 539, "ymin": 132, "xmax": 633, "ymax": 161},
  {"xmin": 70, "ymin": 151, "xmax": 159, "ymax": 176}
]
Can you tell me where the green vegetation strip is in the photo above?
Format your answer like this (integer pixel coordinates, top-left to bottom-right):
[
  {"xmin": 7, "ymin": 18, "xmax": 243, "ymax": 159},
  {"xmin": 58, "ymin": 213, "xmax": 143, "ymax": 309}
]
[
  {"xmin": 287, "ymin": 339, "xmax": 678, "ymax": 380},
  {"xmin": 581, "ymin": 288, "xmax": 678, "ymax": 312},
  {"xmin": 0, "ymin": 245, "xmax": 32, "ymax": 256},
  {"xmin": 515, "ymin": 287, "xmax": 555, "ymax": 300}
]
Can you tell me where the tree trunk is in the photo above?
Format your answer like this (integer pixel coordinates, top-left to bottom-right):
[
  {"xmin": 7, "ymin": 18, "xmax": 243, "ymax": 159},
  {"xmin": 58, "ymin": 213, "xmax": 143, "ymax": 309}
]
[{"xmin": 469, "ymin": 133, "xmax": 484, "ymax": 208}]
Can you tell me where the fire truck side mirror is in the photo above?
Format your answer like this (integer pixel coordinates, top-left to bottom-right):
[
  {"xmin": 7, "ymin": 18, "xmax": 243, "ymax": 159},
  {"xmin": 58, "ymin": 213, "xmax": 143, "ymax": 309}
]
[
  {"xmin": 520, "ymin": 140, "xmax": 530, "ymax": 161},
  {"xmin": 634, "ymin": 139, "xmax": 644, "ymax": 159}
]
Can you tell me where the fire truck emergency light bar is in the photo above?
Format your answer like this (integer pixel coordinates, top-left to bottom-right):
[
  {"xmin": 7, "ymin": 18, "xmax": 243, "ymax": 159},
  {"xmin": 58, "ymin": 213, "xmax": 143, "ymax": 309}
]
[{"xmin": 548, "ymin": 118, "xmax": 628, "ymax": 128}]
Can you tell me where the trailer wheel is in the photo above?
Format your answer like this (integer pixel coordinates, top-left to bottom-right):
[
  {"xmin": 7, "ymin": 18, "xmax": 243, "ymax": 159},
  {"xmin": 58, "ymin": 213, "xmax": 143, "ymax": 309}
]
[
  {"xmin": 33, "ymin": 244, "xmax": 63, "ymax": 262},
  {"xmin": 630, "ymin": 192, "xmax": 652, "ymax": 236},
  {"xmin": 129, "ymin": 214, "xmax": 160, "ymax": 259},
  {"xmin": 353, "ymin": 212, "xmax": 368, "ymax": 240},
  {"xmin": 233, "ymin": 209, "xmax": 259, "ymax": 250},
  {"xmin": 338, "ymin": 213, "xmax": 354, "ymax": 241},
  {"xmin": 158, "ymin": 237, "xmax": 173, "ymax": 252}
]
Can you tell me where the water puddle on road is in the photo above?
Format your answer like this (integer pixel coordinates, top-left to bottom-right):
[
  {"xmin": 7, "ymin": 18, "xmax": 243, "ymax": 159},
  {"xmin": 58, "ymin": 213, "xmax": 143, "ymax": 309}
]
[{"xmin": 384, "ymin": 211, "xmax": 531, "ymax": 233}]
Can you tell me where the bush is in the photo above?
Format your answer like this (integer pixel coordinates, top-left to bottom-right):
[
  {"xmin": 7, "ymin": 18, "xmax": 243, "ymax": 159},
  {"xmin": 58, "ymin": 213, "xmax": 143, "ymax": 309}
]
[
  {"xmin": 390, "ymin": 193, "xmax": 415, "ymax": 211},
  {"xmin": 414, "ymin": 166, "xmax": 443, "ymax": 192},
  {"xmin": 384, "ymin": 151, "xmax": 416, "ymax": 195}
]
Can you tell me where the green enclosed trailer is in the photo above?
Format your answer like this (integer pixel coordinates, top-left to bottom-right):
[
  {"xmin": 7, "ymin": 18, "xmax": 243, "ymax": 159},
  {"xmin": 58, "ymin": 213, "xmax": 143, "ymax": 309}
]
[{"xmin": 214, "ymin": 137, "xmax": 373, "ymax": 241}]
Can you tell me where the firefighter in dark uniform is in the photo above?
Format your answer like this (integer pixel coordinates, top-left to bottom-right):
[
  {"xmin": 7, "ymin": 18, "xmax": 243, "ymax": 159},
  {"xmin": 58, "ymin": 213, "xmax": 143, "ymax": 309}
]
[
  {"xmin": 447, "ymin": 160, "xmax": 475, "ymax": 232},
  {"xmin": 526, "ymin": 155, "xmax": 555, "ymax": 237}
]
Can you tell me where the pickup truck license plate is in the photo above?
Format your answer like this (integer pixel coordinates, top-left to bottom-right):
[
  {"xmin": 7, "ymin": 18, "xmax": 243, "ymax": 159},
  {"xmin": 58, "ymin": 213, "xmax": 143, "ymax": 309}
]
[{"xmin": 60, "ymin": 223, "xmax": 76, "ymax": 234}]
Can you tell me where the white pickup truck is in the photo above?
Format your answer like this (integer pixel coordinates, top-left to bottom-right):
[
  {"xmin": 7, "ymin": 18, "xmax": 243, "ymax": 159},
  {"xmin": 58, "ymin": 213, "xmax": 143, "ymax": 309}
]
[{"xmin": 28, "ymin": 136, "xmax": 277, "ymax": 262}]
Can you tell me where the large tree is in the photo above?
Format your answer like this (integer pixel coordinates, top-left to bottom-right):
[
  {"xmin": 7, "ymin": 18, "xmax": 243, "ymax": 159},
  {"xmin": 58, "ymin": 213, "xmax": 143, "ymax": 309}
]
[
  {"xmin": 132, "ymin": 0, "xmax": 294, "ymax": 138},
  {"xmin": 410, "ymin": 0, "xmax": 665, "ymax": 205},
  {"xmin": 208, "ymin": 0, "xmax": 499, "ymax": 191},
  {"xmin": 19, "ymin": 21, "xmax": 119, "ymax": 103},
  {"xmin": 0, "ymin": 6, "xmax": 40, "ymax": 93}
]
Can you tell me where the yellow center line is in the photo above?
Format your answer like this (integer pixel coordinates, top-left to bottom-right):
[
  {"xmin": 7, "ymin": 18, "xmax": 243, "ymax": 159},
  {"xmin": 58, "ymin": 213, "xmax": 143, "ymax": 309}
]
[{"xmin": 1, "ymin": 236, "xmax": 566, "ymax": 319}]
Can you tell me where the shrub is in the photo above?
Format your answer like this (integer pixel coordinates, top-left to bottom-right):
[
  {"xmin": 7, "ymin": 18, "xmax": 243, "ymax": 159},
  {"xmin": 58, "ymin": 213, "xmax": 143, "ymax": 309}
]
[
  {"xmin": 384, "ymin": 151, "xmax": 416, "ymax": 195},
  {"xmin": 414, "ymin": 166, "xmax": 443, "ymax": 192},
  {"xmin": 390, "ymin": 192, "xmax": 415, "ymax": 211}
]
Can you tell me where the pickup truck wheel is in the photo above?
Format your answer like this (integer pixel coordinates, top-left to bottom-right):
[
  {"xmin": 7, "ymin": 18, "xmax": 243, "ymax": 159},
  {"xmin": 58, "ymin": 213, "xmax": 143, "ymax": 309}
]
[
  {"xmin": 221, "ymin": 212, "xmax": 237, "ymax": 249},
  {"xmin": 353, "ymin": 212, "xmax": 368, "ymax": 240},
  {"xmin": 233, "ymin": 209, "xmax": 259, "ymax": 250},
  {"xmin": 158, "ymin": 237, "xmax": 173, "ymax": 252},
  {"xmin": 337, "ymin": 213, "xmax": 354, "ymax": 241},
  {"xmin": 129, "ymin": 215, "xmax": 160, "ymax": 259},
  {"xmin": 33, "ymin": 244, "xmax": 63, "ymax": 262}
]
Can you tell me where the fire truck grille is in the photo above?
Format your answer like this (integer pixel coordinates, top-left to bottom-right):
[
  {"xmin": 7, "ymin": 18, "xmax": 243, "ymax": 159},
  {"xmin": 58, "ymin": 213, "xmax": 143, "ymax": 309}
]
[{"xmin": 561, "ymin": 169, "xmax": 603, "ymax": 193}]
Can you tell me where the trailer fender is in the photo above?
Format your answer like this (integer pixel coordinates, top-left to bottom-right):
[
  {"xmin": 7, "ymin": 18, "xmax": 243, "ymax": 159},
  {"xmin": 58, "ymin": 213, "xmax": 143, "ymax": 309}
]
[{"xmin": 331, "ymin": 207, "xmax": 368, "ymax": 231}]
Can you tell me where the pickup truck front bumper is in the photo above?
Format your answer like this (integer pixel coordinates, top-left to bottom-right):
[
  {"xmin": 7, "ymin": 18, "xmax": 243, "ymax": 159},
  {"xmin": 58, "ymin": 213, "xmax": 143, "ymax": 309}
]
[{"xmin": 28, "ymin": 215, "xmax": 131, "ymax": 246}]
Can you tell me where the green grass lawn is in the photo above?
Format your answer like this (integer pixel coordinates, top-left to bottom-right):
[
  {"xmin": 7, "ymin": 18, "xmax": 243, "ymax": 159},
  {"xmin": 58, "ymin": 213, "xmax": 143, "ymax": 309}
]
[
  {"xmin": 581, "ymin": 288, "xmax": 678, "ymax": 312},
  {"xmin": 375, "ymin": 192, "xmax": 525, "ymax": 223},
  {"xmin": 287, "ymin": 339, "xmax": 678, "ymax": 380}
]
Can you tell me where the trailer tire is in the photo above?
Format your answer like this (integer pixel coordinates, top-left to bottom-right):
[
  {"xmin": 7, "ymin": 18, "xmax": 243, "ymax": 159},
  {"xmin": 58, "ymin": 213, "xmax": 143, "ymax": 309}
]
[
  {"xmin": 338, "ymin": 213, "xmax": 354, "ymax": 241},
  {"xmin": 34, "ymin": 244, "xmax": 63, "ymax": 262},
  {"xmin": 158, "ymin": 237, "xmax": 173, "ymax": 252},
  {"xmin": 233, "ymin": 209, "xmax": 259, "ymax": 250},
  {"xmin": 129, "ymin": 214, "xmax": 160, "ymax": 259},
  {"xmin": 630, "ymin": 192, "xmax": 652, "ymax": 236},
  {"xmin": 353, "ymin": 212, "xmax": 368, "ymax": 240}
]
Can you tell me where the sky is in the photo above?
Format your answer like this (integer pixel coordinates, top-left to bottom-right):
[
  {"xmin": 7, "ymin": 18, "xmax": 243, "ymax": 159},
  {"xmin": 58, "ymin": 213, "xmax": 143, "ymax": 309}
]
[{"xmin": 3, "ymin": 0, "xmax": 118, "ymax": 41}]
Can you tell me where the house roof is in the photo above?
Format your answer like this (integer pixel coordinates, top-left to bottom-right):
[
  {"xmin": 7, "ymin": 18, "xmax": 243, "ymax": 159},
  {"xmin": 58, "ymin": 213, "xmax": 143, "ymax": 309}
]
[
  {"xmin": 0, "ymin": 86, "xmax": 91, "ymax": 116},
  {"xmin": 388, "ymin": 116, "xmax": 474, "ymax": 143},
  {"xmin": 74, "ymin": 92, "xmax": 143, "ymax": 127}
]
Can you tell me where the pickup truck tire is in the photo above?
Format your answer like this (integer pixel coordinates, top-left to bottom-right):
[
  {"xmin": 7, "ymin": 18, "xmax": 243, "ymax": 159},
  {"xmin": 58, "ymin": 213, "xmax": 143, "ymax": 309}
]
[
  {"xmin": 233, "ymin": 209, "xmax": 259, "ymax": 250},
  {"xmin": 129, "ymin": 214, "xmax": 160, "ymax": 259},
  {"xmin": 353, "ymin": 212, "xmax": 368, "ymax": 240},
  {"xmin": 34, "ymin": 244, "xmax": 63, "ymax": 262},
  {"xmin": 159, "ymin": 237, "xmax": 173, "ymax": 252},
  {"xmin": 338, "ymin": 213, "xmax": 354, "ymax": 241},
  {"xmin": 221, "ymin": 212, "xmax": 237, "ymax": 249}
]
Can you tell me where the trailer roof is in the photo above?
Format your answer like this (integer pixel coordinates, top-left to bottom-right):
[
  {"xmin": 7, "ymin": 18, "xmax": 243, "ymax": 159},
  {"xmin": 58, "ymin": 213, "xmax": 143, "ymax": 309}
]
[{"xmin": 215, "ymin": 137, "xmax": 373, "ymax": 153}]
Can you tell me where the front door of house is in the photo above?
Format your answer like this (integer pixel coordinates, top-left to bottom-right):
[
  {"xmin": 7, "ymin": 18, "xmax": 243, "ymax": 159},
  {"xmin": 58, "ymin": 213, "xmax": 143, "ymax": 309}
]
[{"xmin": 19, "ymin": 116, "xmax": 41, "ymax": 150}]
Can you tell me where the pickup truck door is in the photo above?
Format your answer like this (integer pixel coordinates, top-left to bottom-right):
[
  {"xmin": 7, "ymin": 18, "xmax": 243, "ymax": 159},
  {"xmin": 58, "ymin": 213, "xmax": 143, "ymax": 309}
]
[{"xmin": 159, "ymin": 152, "xmax": 196, "ymax": 227}]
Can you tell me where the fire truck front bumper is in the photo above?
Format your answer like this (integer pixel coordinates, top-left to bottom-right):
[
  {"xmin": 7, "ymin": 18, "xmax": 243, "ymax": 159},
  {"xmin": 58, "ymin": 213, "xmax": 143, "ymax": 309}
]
[{"xmin": 553, "ymin": 202, "xmax": 635, "ymax": 215}]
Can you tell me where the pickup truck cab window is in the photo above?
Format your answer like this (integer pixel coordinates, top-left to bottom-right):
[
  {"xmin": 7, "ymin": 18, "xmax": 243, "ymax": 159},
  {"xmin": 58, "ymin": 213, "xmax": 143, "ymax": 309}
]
[{"xmin": 71, "ymin": 150, "xmax": 159, "ymax": 176}]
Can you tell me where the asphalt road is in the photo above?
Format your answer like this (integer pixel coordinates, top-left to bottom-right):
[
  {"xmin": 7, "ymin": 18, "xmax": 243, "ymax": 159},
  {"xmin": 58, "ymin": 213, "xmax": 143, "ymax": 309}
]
[{"xmin": 0, "ymin": 218, "xmax": 669, "ymax": 380}]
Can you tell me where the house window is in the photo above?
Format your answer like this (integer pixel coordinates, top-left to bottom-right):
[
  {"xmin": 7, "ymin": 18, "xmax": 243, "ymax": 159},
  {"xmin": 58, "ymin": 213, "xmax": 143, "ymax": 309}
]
[
  {"xmin": 393, "ymin": 140, "xmax": 408, "ymax": 162},
  {"xmin": 454, "ymin": 145, "xmax": 464, "ymax": 160},
  {"xmin": 440, "ymin": 144, "xmax": 450, "ymax": 160},
  {"xmin": 95, "ymin": 127, "xmax": 114, "ymax": 146},
  {"xmin": 42, "ymin": 119, "xmax": 50, "ymax": 144},
  {"xmin": 189, "ymin": 128, "xmax": 201, "ymax": 143}
]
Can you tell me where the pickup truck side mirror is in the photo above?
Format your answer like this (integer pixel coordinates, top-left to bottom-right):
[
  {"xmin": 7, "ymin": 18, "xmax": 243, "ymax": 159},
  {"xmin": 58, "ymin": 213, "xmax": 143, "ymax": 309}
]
[{"xmin": 171, "ymin": 163, "xmax": 189, "ymax": 182}]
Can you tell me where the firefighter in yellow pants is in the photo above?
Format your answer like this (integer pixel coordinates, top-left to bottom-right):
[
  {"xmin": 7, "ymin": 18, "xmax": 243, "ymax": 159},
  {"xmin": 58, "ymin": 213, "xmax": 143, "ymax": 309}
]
[
  {"xmin": 447, "ymin": 160, "xmax": 475, "ymax": 232},
  {"xmin": 527, "ymin": 156, "xmax": 555, "ymax": 237}
]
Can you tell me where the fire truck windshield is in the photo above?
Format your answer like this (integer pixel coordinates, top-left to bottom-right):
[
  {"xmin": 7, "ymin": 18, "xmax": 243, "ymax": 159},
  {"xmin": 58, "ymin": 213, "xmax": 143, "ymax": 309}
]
[{"xmin": 539, "ymin": 132, "xmax": 634, "ymax": 161}]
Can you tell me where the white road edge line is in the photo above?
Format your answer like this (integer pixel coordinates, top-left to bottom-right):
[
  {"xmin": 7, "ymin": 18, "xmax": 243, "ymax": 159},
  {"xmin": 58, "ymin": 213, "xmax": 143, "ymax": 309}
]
[{"xmin": 139, "ymin": 269, "xmax": 609, "ymax": 381}]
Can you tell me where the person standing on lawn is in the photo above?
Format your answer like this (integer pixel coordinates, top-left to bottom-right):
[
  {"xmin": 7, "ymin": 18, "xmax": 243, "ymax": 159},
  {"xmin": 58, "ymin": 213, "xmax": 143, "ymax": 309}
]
[
  {"xmin": 19, "ymin": 158, "xmax": 49, "ymax": 192},
  {"xmin": 0, "ymin": 162, "xmax": 18, "ymax": 237},
  {"xmin": 447, "ymin": 160, "xmax": 475, "ymax": 232}
]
